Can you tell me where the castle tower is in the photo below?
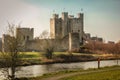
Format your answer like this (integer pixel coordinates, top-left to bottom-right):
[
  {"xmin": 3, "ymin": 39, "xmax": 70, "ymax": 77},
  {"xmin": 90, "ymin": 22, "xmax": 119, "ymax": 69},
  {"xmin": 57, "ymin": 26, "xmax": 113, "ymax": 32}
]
[
  {"xmin": 16, "ymin": 28, "xmax": 34, "ymax": 41},
  {"xmin": 50, "ymin": 14, "xmax": 62, "ymax": 39},
  {"xmin": 77, "ymin": 13, "xmax": 84, "ymax": 44},
  {"xmin": 50, "ymin": 12, "xmax": 84, "ymax": 45},
  {"xmin": 62, "ymin": 12, "xmax": 68, "ymax": 37}
]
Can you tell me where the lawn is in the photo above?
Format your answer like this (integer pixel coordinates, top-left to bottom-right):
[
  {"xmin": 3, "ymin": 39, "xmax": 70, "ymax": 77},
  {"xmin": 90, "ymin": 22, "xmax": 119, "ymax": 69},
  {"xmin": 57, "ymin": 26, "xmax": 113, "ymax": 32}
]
[
  {"xmin": 19, "ymin": 52, "xmax": 41, "ymax": 58},
  {"xmin": 0, "ymin": 51, "xmax": 113, "ymax": 59},
  {"xmin": 61, "ymin": 68, "xmax": 120, "ymax": 80}
]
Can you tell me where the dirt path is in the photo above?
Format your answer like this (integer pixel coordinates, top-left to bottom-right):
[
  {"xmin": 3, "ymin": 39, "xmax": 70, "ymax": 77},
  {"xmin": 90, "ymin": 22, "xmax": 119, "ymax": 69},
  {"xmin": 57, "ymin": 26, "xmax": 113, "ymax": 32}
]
[{"xmin": 41, "ymin": 67, "xmax": 120, "ymax": 80}]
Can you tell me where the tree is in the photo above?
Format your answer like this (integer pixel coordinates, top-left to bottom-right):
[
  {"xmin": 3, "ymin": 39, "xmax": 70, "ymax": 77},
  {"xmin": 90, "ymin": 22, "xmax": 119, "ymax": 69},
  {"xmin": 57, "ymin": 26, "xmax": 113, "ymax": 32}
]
[
  {"xmin": 39, "ymin": 30, "xmax": 61, "ymax": 59},
  {"xmin": 113, "ymin": 42, "xmax": 120, "ymax": 65},
  {"xmin": 0, "ymin": 23, "xmax": 24, "ymax": 80}
]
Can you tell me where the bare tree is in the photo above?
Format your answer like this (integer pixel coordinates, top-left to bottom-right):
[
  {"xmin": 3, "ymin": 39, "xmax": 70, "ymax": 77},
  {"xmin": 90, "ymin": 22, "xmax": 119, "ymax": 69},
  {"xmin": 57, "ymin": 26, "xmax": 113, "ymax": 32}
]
[
  {"xmin": 0, "ymin": 23, "xmax": 24, "ymax": 80},
  {"xmin": 113, "ymin": 42, "xmax": 120, "ymax": 65},
  {"xmin": 39, "ymin": 30, "xmax": 61, "ymax": 59}
]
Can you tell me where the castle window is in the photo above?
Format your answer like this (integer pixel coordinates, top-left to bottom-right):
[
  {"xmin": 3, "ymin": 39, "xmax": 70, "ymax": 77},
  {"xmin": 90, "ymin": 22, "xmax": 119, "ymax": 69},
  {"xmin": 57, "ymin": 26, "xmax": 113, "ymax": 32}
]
[
  {"xmin": 23, "ymin": 36, "xmax": 25, "ymax": 40},
  {"xmin": 72, "ymin": 30, "xmax": 73, "ymax": 32},
  {"xmin": 27, "ymin": 36, "xmax": 29, "ymax": 40}
]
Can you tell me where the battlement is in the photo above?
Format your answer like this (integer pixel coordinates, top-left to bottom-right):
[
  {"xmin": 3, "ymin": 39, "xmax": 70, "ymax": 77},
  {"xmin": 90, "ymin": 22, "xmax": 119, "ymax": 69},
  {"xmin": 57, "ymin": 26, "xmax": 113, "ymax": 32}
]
[
  {"xmin": 51, "ymin": 12, "xmax": 83, "ymax": 20},
  {"xmin": 77, "ymin": 13, "xmax": 83, "ymax": 18},
  {"xmin": 16, "ymin": 28, "xmax": 34, "ymax": 31},
  {"xmin": 68, "ymin": 15, "xmax": 74, "ymax": 18},
  {"xmin": 52, "ymin": 14, "xmax": 59, "ymax": 18}
]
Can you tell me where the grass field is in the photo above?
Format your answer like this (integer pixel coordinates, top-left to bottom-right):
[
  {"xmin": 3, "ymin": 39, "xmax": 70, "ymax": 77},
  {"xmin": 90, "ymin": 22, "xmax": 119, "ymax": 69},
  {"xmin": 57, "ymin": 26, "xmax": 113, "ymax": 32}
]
[
  {"xmin": 0, "ymin": 52, "xmax": 114, "ymax": 58},
  {"xmin": 19, "ymin": 52, "xmax": 41, "ymax": 58},
  {"xmin": 61, "ymin": 69, "xmax": 120, "ymax": 80}
]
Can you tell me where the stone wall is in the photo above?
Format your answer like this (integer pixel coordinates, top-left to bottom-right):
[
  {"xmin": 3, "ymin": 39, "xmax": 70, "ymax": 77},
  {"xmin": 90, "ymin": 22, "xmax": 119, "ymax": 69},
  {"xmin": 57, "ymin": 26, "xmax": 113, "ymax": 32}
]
[
  {"xmin": 25, "ymin": 39, "xmax": 62, "ymax": 52},
  {"xmin": 25, "ymin": 33, "xmax": 80, "ymax": 52},
  {"xmin": 2, "ymin": 34, "xmax": 14, "ymax": 52},
  {"xmin": 16, "ymin": 28, "xmax": 34, "ymax": 41},
  {"xmin": 61, "ymin": 33, "xmax": 80, "ymax": 51}
]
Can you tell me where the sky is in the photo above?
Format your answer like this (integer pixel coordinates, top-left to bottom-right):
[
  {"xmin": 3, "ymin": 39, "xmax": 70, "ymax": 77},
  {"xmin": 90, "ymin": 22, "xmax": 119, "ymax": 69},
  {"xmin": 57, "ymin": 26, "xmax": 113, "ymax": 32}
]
[{"xmin": 0, "ymin": 0, "xmax": 120, "ymax": 42}]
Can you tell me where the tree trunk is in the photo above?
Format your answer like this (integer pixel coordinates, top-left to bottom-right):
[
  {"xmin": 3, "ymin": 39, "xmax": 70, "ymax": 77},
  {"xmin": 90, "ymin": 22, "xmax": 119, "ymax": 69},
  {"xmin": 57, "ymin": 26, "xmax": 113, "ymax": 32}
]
[
  {"xmin": 10, "ymin": 57, "xmax": 16, "ymax": 80},
  {"xmin": 11, "ymin": 66, "xmax": 15, "ymax": 80}
]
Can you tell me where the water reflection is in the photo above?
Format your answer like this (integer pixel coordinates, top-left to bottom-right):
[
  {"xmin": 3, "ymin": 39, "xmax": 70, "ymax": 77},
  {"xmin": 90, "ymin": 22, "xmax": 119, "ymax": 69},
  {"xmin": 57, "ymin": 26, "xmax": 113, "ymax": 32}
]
[{"xmin": 0, "ymin": 60, "xmax": 120, "ymax": 78}]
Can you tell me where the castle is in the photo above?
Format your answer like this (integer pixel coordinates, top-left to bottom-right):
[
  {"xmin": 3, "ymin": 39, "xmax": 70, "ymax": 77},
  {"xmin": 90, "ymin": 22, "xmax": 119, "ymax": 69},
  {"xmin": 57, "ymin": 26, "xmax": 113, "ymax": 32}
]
[
  {"xmin": 50, "ymin": 12, "xmax": 84, "ymax": 44},
  {"xmin": 0, "ymin": 12, "xmax": 103, "ymax": 52}
]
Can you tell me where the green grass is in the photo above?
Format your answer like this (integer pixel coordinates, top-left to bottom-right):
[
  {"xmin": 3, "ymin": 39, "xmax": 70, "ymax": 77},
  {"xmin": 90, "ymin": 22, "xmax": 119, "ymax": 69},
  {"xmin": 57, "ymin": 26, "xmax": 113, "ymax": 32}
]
[
  {"xmin": 0, "ymin": 52, "xmax": 42, "ymax": 58},
  {"xmin": 61, "ymin": 68, "xmax": 120, "ymax": 80},
  {"xmin": 19, "ymin": 52, "xmax": 41, "ymax": 58},
  {"xmin": 17, "ymin": 69, "xmax": 82, "ymax": 80},
  {"xmin": 0, "ymin": 51, "xmax": 112, "ymax": 58}
]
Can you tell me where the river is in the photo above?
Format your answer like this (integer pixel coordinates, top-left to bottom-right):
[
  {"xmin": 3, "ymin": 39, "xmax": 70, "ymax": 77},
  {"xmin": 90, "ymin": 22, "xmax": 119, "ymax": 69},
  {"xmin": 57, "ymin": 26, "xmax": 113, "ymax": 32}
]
[{"xmin": 0, "ymin": 60, "xmax": 120, "ymax": 79}]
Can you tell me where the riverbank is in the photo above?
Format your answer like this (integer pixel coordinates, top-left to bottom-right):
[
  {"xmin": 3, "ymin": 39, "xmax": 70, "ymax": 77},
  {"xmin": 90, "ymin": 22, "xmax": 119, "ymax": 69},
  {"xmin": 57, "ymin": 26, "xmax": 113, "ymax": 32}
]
[
  {"xmin": 20, "ymin": 56, "xmax": 119, "ymax": 66},
  {"xmin": 17, "ymin": 65, "xmax": 120, "ymax": 80},
  {"xmin": 0, "ymin": 52, "xmax": 119, "ymax": 67},
  {"xmin": 19, "ymin": 52, "xmax": 120, "ymax": 66}
]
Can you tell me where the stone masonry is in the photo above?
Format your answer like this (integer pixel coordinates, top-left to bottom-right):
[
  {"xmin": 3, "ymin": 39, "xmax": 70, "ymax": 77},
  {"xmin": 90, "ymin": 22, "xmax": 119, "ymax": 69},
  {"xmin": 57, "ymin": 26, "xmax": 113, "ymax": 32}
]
[{"xmin": 50, "ymin": 12, "xmax": 84, "ymax": 44}]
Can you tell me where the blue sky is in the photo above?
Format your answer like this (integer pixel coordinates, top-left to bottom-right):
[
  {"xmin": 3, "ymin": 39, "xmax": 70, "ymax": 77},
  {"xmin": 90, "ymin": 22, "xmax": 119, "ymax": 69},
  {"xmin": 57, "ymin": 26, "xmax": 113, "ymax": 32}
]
[{"xmin": 0, "ymin": 0, "xmax": 120, "ymax": 42}]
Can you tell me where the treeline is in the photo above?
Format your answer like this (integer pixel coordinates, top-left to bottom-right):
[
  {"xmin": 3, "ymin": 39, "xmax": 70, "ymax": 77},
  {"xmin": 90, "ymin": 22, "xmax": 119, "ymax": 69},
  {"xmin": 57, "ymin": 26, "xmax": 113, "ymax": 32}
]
[{"xmin": 84, "ymin": 41, "xmax": 120, "ymax": 55}]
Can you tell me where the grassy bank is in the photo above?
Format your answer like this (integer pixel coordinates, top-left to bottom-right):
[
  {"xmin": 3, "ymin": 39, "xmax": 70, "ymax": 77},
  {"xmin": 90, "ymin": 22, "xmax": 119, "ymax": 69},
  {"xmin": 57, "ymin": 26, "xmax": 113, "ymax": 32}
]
[
  {"xmin": 17, "ymin": 65, "xmax": 120, "ymax": 80},
  {"xmin": 61, "ymin": 68, "xmax": 120, "ymax": 80},
  {"xmin": 20, "ymin": 52, "xmax": 120, "ymax": 65},
  {"xmin": 18, "ymin": 52, "xmax": 120, "ymax": 66},
  {"xmin": 0, "ymin": 52, "xmax": 119, "ymax": 67}
]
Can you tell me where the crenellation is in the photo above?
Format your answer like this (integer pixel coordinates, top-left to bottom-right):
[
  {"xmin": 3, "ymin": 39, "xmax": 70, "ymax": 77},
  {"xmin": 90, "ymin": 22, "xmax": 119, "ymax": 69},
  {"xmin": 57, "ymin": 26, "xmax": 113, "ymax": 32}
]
[
  {"xmin": 68, "ymin": 15, "xmax": 74, "ymax": 18},
  {"xmin": 52, "ymin": 14, "xmax": 59, "ymax": 19}
]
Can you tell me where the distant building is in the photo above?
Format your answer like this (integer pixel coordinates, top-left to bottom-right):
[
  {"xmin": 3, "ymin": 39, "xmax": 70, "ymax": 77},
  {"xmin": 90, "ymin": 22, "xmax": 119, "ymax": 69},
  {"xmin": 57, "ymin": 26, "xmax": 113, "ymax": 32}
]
[
  {"xmin": 85, "ymin": 33, "xmax": 91, "ymax": 40},
  {"xmin": 91, "ymin": 36, "xmax": 103, "ymax": 42},
  {"xmin": 108, "ymin": 41, "xmax": 115, "ymax": 44},
  {"xmin": 84, "ymin": 33, "xmax": 103, "ymax": 43}
]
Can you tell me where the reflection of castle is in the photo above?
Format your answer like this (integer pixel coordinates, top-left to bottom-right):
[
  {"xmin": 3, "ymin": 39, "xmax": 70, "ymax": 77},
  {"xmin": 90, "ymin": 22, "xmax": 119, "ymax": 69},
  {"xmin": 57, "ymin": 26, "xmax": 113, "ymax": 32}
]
[{"xmin": 1, "ymin": 12, "xmax": 103, "ymax": 52}]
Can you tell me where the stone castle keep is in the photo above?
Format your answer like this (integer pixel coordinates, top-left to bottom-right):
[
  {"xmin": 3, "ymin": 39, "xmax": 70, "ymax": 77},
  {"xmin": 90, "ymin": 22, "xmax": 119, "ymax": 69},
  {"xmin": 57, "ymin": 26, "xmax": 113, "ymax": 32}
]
[
  {"xmin": 1, "ymin": 12, "xmax": 103, "ymax": 52},
  {"xmin": 50, "ymin": 12, "xmax": 84, "ymax": 44}
]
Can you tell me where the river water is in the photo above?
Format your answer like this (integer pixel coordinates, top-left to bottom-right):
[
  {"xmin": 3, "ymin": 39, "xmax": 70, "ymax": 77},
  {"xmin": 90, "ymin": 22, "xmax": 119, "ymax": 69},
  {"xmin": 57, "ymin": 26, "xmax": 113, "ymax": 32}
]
[{"xmin": 0, "ymin": 60, "xmax": 120, "ymax": 79}]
